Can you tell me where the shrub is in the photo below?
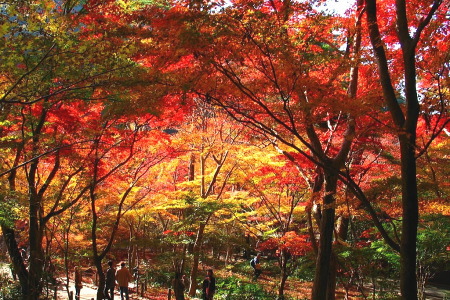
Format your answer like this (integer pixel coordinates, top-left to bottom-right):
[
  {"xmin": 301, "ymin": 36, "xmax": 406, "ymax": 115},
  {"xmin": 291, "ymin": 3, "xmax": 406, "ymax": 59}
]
[{"xmin": 215, "ymin": 276, "xmax": 277, "ymax": 299}]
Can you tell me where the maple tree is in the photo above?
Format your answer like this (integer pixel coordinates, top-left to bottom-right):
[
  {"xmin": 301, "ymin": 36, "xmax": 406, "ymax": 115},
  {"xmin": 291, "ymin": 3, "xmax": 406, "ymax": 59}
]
[
  {"xmin": 364, "ymin": 0, "xmax": 449, "ymax": 298},
  {"xmin": 0, "ymin": 0, "xmax": 448, "ymax": 299},
  {"xmin": 152, "ymin": 102, "xmax": 248, "ymax": 296},
  {"xmin": 1, "ymin": 98, "xmax": 103, "ymax": 298},
  {"xmin": 133, "ymin": 0, "xmax": 449, "ymax": 298},
  {"xmin": 244, "ymin": 155, "xmax": 313, "ymax": 298},
  {"xmin": 137, "ymin": 1, "xmax": 371, "ymax": 298},
  {"xmin": 82, "ymin": 114, "xmax": 174, "ymax": 300},
  {"xmin": 0, "ymin": 99, "xmax": 177, "ymax": 299},
  {"xmin": 0, "ymin": 1, "xmax": 158, "ymax": 298}
]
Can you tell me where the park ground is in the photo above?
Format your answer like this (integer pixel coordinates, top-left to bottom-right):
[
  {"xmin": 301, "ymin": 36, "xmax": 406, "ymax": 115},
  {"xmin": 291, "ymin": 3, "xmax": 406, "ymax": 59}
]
[
  {"xmin": 2, "ymin": 263, "xmax": 449, "ymax": 299},
  {"xmin": 56, "ymin": 268, "xmax": 450, "ymax": 300},
  {"xmin": 54, "ymin": 278, "xmax": 450, "ymax": 300}
]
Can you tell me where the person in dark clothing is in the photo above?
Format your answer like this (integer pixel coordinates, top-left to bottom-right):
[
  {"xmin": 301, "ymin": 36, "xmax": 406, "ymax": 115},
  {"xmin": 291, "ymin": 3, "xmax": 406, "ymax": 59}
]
[
  {"xmin": 104, "ymin": 260, "xmax": 116, "ymax": 300},
  {"xmin": 74, "ymin": 267, "xmax": 82, "ymax": 300},
  {"xmin": 250, "ymin": 253, "xmax": 262, "ymax": 280},
  {"xmin": 202, "ymin": 269, "xmax": 216, "ymax": 300},
  {"xmin": 133, "ymin": 266, "xmax": 139, "ymax": 280},
  {"xmin": 172, "ymin": 272, "xmax": 185, "ymax": 300}
]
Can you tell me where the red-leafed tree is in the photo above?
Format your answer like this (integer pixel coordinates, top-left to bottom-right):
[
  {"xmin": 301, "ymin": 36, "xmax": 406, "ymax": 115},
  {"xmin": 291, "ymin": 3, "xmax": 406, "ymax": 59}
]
[
  {"xmin": 137, "ymin": 1, "xmax": 372, "ymax": 298},
  {"xmin": 158, "ymin": 102, "xmax": 247, "ymax": 297},
  {"xmin": 146, "ymin": 1, "xmax": 449, "ymax": 298},
  {"xmin": 244, "ymin": 157, "xmax": 313, "ymax": 298},
  {"xmin": 1, "ymin": 99, "xmax": 107, "ymax": 299},
  {"xmin": 364, "ymin": 0, "xmax": 449, "ymax": 298},
  {"xmin": 84, "ymin": 114, "xmax": 176, "ymax": 300},
  {"xmin": 0, "ymin": 1, "xmax": 165, "ymax": 298}
]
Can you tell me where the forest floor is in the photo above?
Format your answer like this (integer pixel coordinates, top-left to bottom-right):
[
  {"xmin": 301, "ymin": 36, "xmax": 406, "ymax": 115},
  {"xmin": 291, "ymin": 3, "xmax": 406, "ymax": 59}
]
[
  {"xmin": 1, "ymin": 263, "xmax": 449, "ymax": 299},
  {"xmin": 54, "ymin": 275, "xmax": 450, "ymax": 300},
  {"xmin": 54, "ymin": 283, "xmax": 450, "ymax": 300}
]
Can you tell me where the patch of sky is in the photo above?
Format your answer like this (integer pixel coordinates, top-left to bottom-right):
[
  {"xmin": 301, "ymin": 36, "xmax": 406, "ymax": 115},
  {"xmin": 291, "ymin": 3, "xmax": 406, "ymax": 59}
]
[{"xmin": 314, "ymin": 0, "xmax": 353, "ymax": 16}]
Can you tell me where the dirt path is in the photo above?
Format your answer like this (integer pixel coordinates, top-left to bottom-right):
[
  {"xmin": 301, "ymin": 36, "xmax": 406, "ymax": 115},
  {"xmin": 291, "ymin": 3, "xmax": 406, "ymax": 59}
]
[{"xmin": 56, "ymin": 280, "xmax": 145, "ymax": 300}]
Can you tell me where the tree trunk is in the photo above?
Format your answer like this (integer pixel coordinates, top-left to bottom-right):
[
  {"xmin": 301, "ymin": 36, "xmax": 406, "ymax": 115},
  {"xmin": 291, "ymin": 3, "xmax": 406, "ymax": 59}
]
[
  {"xmin": 326, "ymin": 253, "xmax": 337, "ymax": 300},
  {"xmin": 364, "ymin": 0, "xmax": 440, "ymax": 297},
  {"xmin": 225, "ymin": 243, "xmax": 231, "ymax": 265},
  {"xmin": 278, "ymin": 249, "xmax": 289, "ymax": 300},
  {"xmin": 2, "ymin": 225, "xmax": 29, "ymax": 298},
  {"xmin": 189, "ymin": 154, "xmax": 195, "ymax": 181},
  {"xmin": 173, "ymin": 273, "xmax": 186, "ymax": 300},
  {"xmin": 27, "ymin": 194, "xmax": 45, "ymax": 300},
  {"xmin": 307, "ymin": 170, "xmax": 324, "ymax": 254},
  {"xmin": 399, "ymin": 137, "xmax": 419, "ymax": 299},
  {"xmin": 128, "ymin": 224, "xmax": 137, "ymax": 270},
  {"xmin": 311, "ymin": 171, "xmax": 338, "ymax": 300},
  {"xmin": 94, "ymin": 257, "xmax": 106, "ymax": 300},
  {"xmin": 188, "ymin": 222, "xmax": 206, "ymax": 297}
]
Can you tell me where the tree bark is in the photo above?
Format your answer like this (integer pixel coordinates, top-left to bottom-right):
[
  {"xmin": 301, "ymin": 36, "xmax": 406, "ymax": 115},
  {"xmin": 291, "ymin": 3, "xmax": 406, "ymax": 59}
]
[
  {"xmin": 311, "ymin": 171, "xmax": 338, "ymax": 300},
  {"xmin": 399, "ymin": 136, "xmax": 419, "ymax": 300},
  {"xmin": 2, "ymin": 225, "xmax": 29, "ymax": 298},
  {"xmin": 188, "ymin": 222, "xmax": 206, "ymax": 297},
  {"xmin": 278, "ymin": 249, "xmax": 289, "ymax": 300},
  {"xmin": 94, "ymin": 257, "xmax": 106, "ymax": 300},
  {"xmin": 173, "ymin": 273, "xmax": 186, "ymax": 300},
  {"xmin": 326, "ymin": 253, "xmax": 337, "ymax": 300},
  {"xmin": 27, "ymin": 199, "xmax": 45, "ymax": 300}
]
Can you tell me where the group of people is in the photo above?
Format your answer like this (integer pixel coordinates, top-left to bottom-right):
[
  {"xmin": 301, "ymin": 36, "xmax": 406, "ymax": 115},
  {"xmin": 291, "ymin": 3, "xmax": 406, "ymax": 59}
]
[
  {"xmin": 74, "ymin": 261, "xmax": 134, "ymax": 300},
  {"xmin": 202, "ymin": 253, "xmax": 262, "ymax": 300},
  {"xmin": 200, "ymin": 253, "xmax": 262, "ymax": 300},
  {"xmin": 172, "ymin": 269, "xmax": 216, "ymax": 300},
  {"xmin": 73, "ymin": 253, "xmax": 262, "ymax": 300}
]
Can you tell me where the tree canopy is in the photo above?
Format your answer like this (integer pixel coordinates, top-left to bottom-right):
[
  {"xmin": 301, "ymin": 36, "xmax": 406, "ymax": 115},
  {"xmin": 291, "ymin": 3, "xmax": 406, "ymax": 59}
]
[{"xmin": 0, "ymin": 0, "xmax": 448, "ymax": 300}]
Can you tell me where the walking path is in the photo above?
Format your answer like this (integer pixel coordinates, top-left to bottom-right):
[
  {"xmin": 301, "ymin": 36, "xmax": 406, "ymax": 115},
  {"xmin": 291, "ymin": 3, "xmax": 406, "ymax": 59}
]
[
  {"xmin": 425, "ymin": 283, "xmax": 450, "ymax": 300},
  {"xmin": 56, "ymin": 280, "xmax": 147, "ymax": 300},
  {"xmin": 55, "ymin": 279, "xmax": 199, "ymax": 300},
  {"xmin": 58, "ymin": 281, "xmax": 145, "ymax": 300},
  {"xmin": 1, "ymin": 264, "xmax": 448, "ymax": 299},
  {"xmin": 56, "ymin": 280, "xmax": 449, "ymax": 300}
]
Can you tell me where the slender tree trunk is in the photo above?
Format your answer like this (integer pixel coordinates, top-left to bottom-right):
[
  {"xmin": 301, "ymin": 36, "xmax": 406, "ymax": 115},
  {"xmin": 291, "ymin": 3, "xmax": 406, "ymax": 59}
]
[
  {"xmin": 94, "ymin": 256, "xmax": 106, "ymax": 300},
  {"xmin": 63, "ymin": 211, "xmax": 75, "ymax": 299},
  {"xmin": 25, "ymin": 102, "xmax": 49, "ymax": 300},
  {"xmin": 27, "ymin": 194, "xmax": 45, "ymax": 300},
  {"xmin": 225, "ymin": 244, "xmax": 231, "ymax": 265},
  {"xmin": 189, "ymin": 154, "xmax": 195, "ymax": 181},
  {"xmin": 278, "ymin": 249, "xmax": 289, "ymax": 300},
  {"xmin": 173, "ymin": 272, "xmax": 186, "ymax": 300},
  {"xmin": 398, "ymin": 28, "xmax": 420, "ymax": 300},
  {"xmin": 307, "ymin": 170, "xmax": 324, "ymax": 254},
  {"xmin": 188, "ymin": 222, "xmax": 206, "ymax": 297},
  {"xmin": 399, "ymin": 137, "xmax": 419, "ymax": 299},
  {"xmin": 2, "ymin": 225, "xmax": 29, "ymax": 298},
  {"xmin": 3, "ymin": 145, "xmax": 28, "ymax": 298},
  {"xmin": 128, "ymin": 224, "xmax": 137, "ymax": 269}
]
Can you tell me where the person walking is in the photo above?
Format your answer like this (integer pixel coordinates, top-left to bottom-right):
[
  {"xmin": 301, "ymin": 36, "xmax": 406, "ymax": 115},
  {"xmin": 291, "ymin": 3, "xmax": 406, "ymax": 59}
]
[
  {"xmin": 172, "ymin": 272, "xmax": 185, "ymax": 300},
  {"xmin": 115, "ymin": 262, "xmax": 132, "ymax": 300},
  {"xmin": 74, "ymin": 266, "xmax": 83, "ymax": 300},
  {"xmin": 104, "ymin": 260, "xmax": 116, "ymax": 300},
  {"xmin": 201, "ymin": 269, "xmax": 216, "ymax": 300},
  {"xmin": 250, "ymin": 253, "xmax": 262, "ymax": 280}
]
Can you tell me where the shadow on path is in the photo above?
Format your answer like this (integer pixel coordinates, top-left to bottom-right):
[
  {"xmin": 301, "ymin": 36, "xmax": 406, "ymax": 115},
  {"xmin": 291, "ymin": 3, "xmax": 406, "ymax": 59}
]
[{"xmin": 56, "ymin": 279, "xmax": 141, "ymax": 300}]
